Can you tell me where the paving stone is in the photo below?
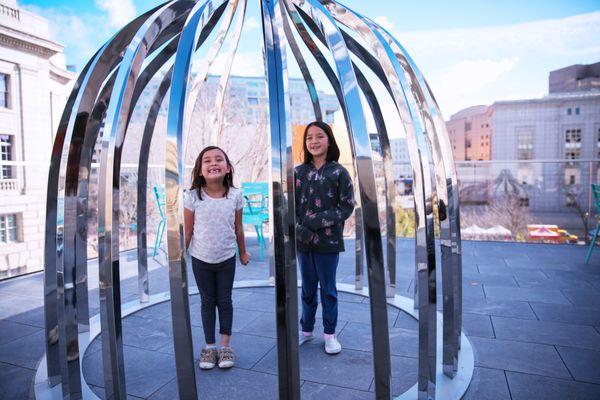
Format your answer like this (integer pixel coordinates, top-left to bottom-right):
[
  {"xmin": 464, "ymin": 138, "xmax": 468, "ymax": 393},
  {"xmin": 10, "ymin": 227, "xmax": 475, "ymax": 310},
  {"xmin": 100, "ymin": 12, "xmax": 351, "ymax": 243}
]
[
  {"xmin": 530, "ymin": 302, "xmax": 600, "ymax": 326},
  {"xmin": 476, "ymin": 265, "xmax": 547, "ymax": 279},
  {"xmin": 557, "ymin": 346, "xmax": 600, "ymax": 384},
  {"xmin": 148, "ymin": 367, "xmax": 280, "ymax": 400},
  {"xmin": 484, "ymin": 285, "xmax": 571, "ymax": 304},
  {"xmin": 4, "ymin": 305, "xmax": 46, "ymax": 328},
  {"xmin": 492, "ymin": 316, "xmax": 600, "ymax": 349},
  {"xmin": 387, "ymin": 354, "xmax": 418, "ymax": 396},
  {"xmin": 463, "ymin": 273, "xmax": 518, "ymax": 287},
  {"xmin": 0, "ymin": 293, "xmax": 43, "ymax": 321},
  {"xmin": 562, "ymin": 288, "xmax": 600, "ymax": 308},
  {"xmin": 507, "ymin": 371, "xmax": 600, "ymax": 400},
  {"xmin": 462, "ymin": 367, "xmax": 510, "ymax": 400},
  {"xmin": 233, "ymin": 292, "xmax": 275, "ymax": 312},
  {"xmin": 463, "ymin": 313, "xmax": 495, "ymax": 338},
  {"xmin": 89, "ymin": 385, "xmax": 145, "ymax": 400},
  {"xmin": 301, "ymin": 381, "xmax": 372, "ymax": 399},
  {"xmin": 514, "ymin": 274, "xmax": 596, "ymax": 290},
  {"xmin": 469, "ymin": 337, "xmax": 570, "ymax": 378},
  {"xmin": 82, "ymin": 345, "xmax": 177, "ymax": 399},
  {"xmin": 253, "ymin": 345, "xmax": 374, "ymax": 391},
  {"xmin": 0, "ymin": 330, "xmax": 46, "ymax": 370},
  {"xmin": 337, "ymin": 321, "xmax": 417, "ymax": 358},
  {"xmin": 393, "ymin": 311, "xmax": 418, "ymax": 331},
  {"xmin": 461, "ymin": 298, "xmax": 537, "ymax": 319},
  {"xmin": 0, "ymin": 361, "xmax": 34, "ymax": 400},
  {"xmin": 0, "ymin": 320, "xmax": 41, "ymax": 346},
  {"xmin": 122, "ymin": 315, "xmax": 174, "ymax": 351}
]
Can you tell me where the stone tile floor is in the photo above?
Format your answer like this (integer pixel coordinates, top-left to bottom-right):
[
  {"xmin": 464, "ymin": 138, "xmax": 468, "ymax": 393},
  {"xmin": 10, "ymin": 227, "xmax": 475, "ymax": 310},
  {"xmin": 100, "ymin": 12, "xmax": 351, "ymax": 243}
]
[{"xmin": 1, "ymin": 238, "xmax": 600, "ymax": 399}]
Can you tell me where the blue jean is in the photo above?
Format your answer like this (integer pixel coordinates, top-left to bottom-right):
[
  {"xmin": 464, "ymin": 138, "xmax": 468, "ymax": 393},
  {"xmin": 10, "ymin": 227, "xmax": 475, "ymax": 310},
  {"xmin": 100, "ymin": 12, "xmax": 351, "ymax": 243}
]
[{"xmin": 297, "ymin": 251, "xmax": 339, "ymax": 335}]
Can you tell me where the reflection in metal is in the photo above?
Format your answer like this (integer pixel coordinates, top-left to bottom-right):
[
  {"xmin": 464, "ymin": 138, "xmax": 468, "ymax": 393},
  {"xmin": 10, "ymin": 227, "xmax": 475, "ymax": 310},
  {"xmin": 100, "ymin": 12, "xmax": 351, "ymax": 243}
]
[{"xmin": 40, "ymin": 0, "xmax": 467, "ymax": 399}]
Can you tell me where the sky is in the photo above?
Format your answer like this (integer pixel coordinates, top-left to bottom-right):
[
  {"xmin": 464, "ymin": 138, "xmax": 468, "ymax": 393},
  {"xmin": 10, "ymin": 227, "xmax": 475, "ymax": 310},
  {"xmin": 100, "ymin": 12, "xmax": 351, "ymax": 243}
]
[{"xmin": 20, "ymin": 0, "xmax": 600, "ymax": 117}]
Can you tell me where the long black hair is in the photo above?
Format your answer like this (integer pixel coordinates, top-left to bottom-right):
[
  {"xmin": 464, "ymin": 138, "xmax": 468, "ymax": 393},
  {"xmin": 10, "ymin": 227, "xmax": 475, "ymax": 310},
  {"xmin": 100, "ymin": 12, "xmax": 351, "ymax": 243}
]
[
  {"xmin": 190, "ymin": 146, "xmax": 235, "ymax": 200},
  {"xmin": 302, "ymin": 121, "xmax": 340, "ymax": 164}
]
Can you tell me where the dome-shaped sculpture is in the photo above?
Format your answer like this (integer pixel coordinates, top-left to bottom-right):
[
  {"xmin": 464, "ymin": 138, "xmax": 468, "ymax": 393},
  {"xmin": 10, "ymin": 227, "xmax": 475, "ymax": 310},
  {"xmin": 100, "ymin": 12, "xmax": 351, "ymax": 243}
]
[{"xmin": 36, "ymin": 0, "xmax": 473, "ymax": 399}]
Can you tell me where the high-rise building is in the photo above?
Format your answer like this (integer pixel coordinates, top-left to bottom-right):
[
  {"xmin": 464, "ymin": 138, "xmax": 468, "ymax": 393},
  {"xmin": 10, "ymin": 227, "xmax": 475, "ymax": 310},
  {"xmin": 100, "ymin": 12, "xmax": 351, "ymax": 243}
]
[{"xmin": 0, "ymin": 0, "xmax": 75, "ymax": 278}]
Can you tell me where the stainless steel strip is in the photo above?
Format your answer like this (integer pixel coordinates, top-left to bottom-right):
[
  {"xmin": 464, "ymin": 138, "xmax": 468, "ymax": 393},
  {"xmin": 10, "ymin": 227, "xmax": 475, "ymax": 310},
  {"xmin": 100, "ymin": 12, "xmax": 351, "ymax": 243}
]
[
  {"xmin": 97, "ymin": 2, "xmax": 193, "ymax": 398},
  {"xmin": 322, "ymin": 2, "xmax": 438, "ymax": 397},
  {"xmin": 165, "ymin": 1, "xmax": 231, "ymax": 398},
  {"xmin": 261, "ymin": 0, "xmax": 301, "ymax": 397},
  {"xmin": 291, "ymin": 0, "xmax": 392, "ymax": 397},
  {"xmin": 281, "ymin": 0, "xmax": 365, "ymax": 290}
]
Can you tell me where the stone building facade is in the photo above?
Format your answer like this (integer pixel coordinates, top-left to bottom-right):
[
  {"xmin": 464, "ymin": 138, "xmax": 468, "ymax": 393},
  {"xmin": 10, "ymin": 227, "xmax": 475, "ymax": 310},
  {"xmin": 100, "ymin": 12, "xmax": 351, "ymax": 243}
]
[{"xmin": 0, "ymin": 0, "xmax": 75, "ymax": 278}]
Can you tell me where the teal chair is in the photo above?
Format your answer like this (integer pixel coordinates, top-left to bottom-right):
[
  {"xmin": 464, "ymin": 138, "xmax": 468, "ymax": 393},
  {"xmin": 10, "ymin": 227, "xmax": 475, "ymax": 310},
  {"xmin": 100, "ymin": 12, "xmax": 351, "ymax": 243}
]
[
  {"xmin": 585, "ymin": 183, "xmax": 600, "ymax": 264},
  {"xmin": 242, "ymin": 182, "xmax": 269, "ymax": 259},
  {"xmin": 152, "ymin": 185, "xmax": 167, "ymax": 257}
]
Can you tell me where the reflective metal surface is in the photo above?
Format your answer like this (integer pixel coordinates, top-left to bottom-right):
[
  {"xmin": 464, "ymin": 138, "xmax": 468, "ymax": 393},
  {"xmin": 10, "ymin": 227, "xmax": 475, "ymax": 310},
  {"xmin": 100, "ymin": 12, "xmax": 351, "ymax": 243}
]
[{"xmin": 41, "ymin": 1, "xmax": 467, "ymax": 399}]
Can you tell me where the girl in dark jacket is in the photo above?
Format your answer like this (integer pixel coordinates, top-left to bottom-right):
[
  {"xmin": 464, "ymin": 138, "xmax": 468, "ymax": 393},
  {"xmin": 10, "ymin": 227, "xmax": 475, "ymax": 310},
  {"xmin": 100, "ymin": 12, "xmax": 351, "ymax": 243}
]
[{"xmin": 295, "ymin": 121, "xmax": 355, "ymax": 354}]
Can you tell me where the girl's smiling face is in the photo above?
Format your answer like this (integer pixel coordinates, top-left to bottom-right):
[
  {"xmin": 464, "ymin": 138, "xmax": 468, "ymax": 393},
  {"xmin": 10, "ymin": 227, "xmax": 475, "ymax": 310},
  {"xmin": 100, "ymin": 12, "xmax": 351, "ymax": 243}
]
[
  {"xmin": 201, "ymin": 148, "xmax": 230, "ymax": 182},
  {"xmin": 305, "ymin": 125, "xmax": 329, "ymax": 159}
]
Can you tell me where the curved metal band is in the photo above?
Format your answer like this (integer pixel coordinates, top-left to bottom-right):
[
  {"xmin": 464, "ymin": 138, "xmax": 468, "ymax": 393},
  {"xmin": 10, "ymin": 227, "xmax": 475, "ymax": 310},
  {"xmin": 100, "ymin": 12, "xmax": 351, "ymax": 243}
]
[
  {"xmin": 321, "ymin": 2, "xmax": 439, "ymax": 397},
  {"xmin": 97, "ymin": 2, "xmax": 200, "ymax": 397},
  {"xmin": 281, "ymin": 0, "xmax": 365, "ymax": 290},
  {"xmin": 184, "ymin": 0, "xmax": 239, "ymax": 146},
  {"xmin": 369, "ymin": 22, "xmax": 464, "ymax": 369},
  {"xmin": 212, "ymin": 0, "xmax": 246, "ymax": 146},
  {"xmin": 44, "ymin": 4, "xmax": 167, "ymax": 395},
  {"xmin": 134, "ymin": 1, "xmax": 230, "ymax": 304},
  {"xmin": 165, "ymin": 1, "xmax": 232, "ymax": 398},
  {"xmin": 291, "ymin": 0, "xmax": 393, "ymax": 397},
  {"xmin": 261, "ymin": 0, "xmax": 301, "ymax": 397},
  {"xmin": 280, "ymin": 2, "xmax": 322, "ymax": 121}
]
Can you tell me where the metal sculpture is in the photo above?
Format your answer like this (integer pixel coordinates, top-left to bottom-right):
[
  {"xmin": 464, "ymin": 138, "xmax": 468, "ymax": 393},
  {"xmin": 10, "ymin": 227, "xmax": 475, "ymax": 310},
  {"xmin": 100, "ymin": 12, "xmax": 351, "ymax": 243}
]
[{"xmin": 36, "ymin": 0, "xmax": 471, "ymax": 399}]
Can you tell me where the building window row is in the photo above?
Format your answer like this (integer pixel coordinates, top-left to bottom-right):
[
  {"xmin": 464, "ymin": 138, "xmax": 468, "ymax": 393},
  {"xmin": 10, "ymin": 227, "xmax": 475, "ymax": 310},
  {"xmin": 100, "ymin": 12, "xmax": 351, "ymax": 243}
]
[{"xmin": 566, "ymin": 107, "xmax": 580, "ymax": 115}]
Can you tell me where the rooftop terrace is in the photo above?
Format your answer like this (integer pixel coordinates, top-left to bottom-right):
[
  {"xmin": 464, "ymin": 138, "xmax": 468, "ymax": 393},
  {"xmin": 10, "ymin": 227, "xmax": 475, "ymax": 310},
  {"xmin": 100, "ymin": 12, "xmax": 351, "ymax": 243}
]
[{"xmin": 1, "ymin": 239, "xmax": 600, "ymax": 399}]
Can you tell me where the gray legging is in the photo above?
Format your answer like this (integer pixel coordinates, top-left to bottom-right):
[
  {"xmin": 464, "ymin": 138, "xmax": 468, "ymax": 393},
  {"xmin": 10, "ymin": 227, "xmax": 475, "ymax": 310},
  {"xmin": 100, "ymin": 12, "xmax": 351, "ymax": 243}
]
[{"xmin": 191, "ymin": 255, "xmax": 236, "ymax": 344}]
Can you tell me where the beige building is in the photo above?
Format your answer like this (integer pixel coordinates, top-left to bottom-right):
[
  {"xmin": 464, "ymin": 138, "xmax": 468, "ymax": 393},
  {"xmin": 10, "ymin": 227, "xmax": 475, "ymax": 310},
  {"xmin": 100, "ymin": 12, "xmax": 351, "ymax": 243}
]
[
  {"xmin": 446, "ymin": 105, "xmax": 493, "ymax": 161},
  {"xmin": 0, "ymin": 0, "xmax": 75, "ymax": 278}
]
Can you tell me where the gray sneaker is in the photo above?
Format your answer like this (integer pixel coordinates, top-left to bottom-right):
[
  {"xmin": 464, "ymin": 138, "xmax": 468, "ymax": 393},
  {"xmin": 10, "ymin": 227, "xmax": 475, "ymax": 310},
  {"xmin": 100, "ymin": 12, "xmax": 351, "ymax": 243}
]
[
  {"xmin": 199, "ymin": 348, "xmax": 218, "ymax": 370},
  {"xmin": 218, "ymin": 347, "xmax": 235, "ymax": 369},
  {"xmin": 299, "ymin": 332, "xmax": 314, "ymax": 346}
]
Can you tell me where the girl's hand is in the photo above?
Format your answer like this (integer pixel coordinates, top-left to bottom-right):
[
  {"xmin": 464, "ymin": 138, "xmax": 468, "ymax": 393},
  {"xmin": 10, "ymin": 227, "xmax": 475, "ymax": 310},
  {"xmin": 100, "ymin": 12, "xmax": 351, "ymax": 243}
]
[{"xmin": 240, "ymin": 252, "xmax": 251, "ymax": 266}]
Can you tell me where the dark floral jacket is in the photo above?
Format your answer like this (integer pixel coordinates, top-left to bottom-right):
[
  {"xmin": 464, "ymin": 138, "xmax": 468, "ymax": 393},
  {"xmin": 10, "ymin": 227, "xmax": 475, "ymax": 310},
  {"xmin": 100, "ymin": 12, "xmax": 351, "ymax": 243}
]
[{"xmin": 294, "ymin": 161, "xmax": 355, "ymax": 253}]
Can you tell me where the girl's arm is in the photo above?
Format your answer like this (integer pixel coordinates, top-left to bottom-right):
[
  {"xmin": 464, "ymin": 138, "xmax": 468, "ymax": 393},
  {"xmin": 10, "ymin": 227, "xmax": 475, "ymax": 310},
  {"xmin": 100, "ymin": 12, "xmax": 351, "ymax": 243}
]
[
  {"xmin": 235, "ymin": 209, "xmax": 250, "ymax": 265},
  {"xmin": 302, "ymin": 168, "xmax": 355, "ymax": 231},
  {"xmin": 184, "ymin": 208, "xmax": 194, "ymax": 250}
]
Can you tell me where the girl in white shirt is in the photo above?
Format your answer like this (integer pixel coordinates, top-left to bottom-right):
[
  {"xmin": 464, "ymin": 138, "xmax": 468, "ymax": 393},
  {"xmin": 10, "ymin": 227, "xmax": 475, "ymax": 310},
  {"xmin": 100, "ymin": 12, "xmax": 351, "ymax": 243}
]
[{"xmin": 184, "ymin": 146, "xmax": 250, "ymax": 370}]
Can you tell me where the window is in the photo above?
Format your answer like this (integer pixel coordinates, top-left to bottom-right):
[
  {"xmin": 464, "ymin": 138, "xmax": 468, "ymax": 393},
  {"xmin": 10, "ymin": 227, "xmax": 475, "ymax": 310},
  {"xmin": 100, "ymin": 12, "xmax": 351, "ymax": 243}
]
[
  {"xmin": 567, "ymin": 108, "xmax": 572, "ymax": 115},
  {"xmin": 0, "ymin": 73, "xmax": 8, "ymax": 108},
  {"xmin": 0, "ymin": 135, "xmax": 13, "ymax": 179},
  {"xmin": 466, "ymin": 139, "xmax": 471, "ymax": 148},
  {"xmin": 465, "ymin": 122, "xmax": 471, "ymax": 131},
  {"xmin": 565, "ymin": 129, "xmax": 582, "ymax": 160},
  {"xmin": 247, "ymin": 97, "xmax": 258, "ymax": 105},
  {"xmin": 0, "ymin": 214, "xmax": 17, "ymax": 243},
  {"xmin": 575, "ymin": 107, "xmax": 580, "ymax": 115},
  {"xmin": 516, "ymin": 129, "xmax": 534, "ymax": 160}
]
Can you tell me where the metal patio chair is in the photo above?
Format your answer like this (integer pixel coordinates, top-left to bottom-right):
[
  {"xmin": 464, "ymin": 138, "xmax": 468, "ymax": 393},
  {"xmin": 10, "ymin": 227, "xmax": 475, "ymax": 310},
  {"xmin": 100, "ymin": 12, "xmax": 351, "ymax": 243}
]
[
  {"xmin": 241, "ymin": 182, "xmax": 269, "ymax": 260},
  {"xmin": 585, "ymin": 183, "xmax": 600, "ymax": 264}
]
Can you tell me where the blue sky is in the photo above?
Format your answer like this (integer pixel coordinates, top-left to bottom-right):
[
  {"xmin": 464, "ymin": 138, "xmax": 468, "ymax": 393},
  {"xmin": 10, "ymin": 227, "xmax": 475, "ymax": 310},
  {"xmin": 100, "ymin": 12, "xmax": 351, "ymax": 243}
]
[{"xmin": 21, "ymin": 0, "xmax": 600, "ymax": 116}]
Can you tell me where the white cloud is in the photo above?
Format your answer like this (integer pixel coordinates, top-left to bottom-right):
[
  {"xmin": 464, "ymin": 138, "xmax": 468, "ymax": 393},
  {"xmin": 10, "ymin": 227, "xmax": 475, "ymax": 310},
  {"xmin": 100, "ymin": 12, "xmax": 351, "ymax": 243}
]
[
  {"xmin": 390, "ymin": 11, "xmax": 600, "ymax": 116},
  {"xmin": 373, "ymin": 16, "xmax": 394, "ymax": 31},
  {"xmin": 95, "ymin": 0, "xmax": 136, "ymax": 28},
  {"xmin": 434, "ymin": 57, "xmax": 520, "ymax": 96},
  {"xmin": 245, "ymin": 17, "xmax": 261, "ymax": 31}
]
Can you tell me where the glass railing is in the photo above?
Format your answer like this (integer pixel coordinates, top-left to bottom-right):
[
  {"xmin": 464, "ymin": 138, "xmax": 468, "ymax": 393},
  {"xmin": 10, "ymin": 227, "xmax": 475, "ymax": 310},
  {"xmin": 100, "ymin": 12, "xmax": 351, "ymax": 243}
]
[{"xmin": 391, "ymin": 159, "xmax": 598, "ymax": 244}]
